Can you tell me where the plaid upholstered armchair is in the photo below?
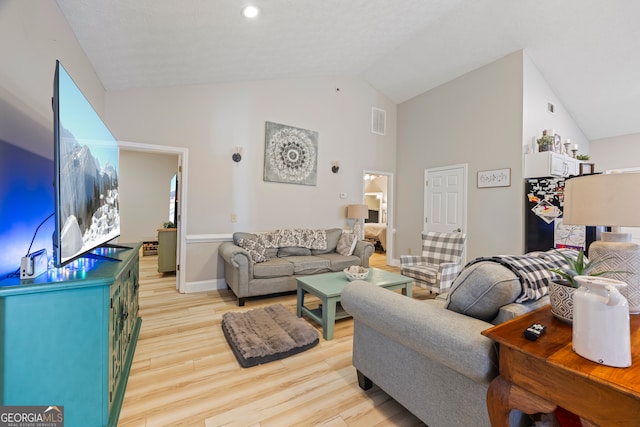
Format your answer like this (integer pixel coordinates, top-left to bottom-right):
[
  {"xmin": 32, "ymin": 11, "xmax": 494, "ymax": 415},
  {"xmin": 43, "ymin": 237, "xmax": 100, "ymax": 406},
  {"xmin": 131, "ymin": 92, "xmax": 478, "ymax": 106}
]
[{"xmin": 400, "ymin": 231, "xmax": 467, "ymax": 293}]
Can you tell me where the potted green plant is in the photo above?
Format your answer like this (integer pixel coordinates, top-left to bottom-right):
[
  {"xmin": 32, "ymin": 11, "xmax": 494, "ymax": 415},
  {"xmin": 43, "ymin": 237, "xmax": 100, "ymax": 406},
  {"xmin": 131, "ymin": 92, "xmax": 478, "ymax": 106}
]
[
  {"xmin": 537, "ymin": 134, "xmax": 554, "ymax": 152},
  {"xmin": 548, "ymin": 249, "xmax": 620, "ymax": 323}
]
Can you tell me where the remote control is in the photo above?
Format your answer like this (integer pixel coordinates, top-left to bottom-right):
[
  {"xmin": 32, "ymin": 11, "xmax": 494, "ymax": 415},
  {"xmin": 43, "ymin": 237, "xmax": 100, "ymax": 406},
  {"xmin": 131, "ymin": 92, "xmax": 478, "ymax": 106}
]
[{"xmin": 524, "ymin": 323, "xmax": 546, "ymax": 341}]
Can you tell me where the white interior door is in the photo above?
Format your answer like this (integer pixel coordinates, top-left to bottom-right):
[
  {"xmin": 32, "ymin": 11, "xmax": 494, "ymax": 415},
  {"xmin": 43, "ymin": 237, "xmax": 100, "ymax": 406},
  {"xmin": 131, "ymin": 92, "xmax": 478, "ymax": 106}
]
[{"xmin": 424, "ymin": 165, "xmax": 467, "ymax": 234}]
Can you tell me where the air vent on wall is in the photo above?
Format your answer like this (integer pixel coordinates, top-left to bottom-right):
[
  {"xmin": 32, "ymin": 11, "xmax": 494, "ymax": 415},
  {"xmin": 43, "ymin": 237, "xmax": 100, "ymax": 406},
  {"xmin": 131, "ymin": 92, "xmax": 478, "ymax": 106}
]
[{"xmin": 371, "ymin": 107, "xmax": 386, "ymax": 135}]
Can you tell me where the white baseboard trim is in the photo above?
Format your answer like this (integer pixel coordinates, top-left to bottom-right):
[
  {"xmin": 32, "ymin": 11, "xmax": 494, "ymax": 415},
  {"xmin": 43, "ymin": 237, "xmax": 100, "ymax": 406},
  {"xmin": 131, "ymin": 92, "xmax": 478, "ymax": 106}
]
[{"xmin": 183, "ymin": 278, "xmax": 227, "ymax": 293}]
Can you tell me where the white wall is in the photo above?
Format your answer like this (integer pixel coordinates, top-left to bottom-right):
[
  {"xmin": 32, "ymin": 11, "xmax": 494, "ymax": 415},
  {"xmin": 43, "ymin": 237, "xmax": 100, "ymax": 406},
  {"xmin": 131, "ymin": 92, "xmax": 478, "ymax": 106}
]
[
  {"xmin": 396, "ymin": 51, "xmax": 525, "ymax": 260},
  {"xmin": 105, "ymin": 78, "xmax": 396, "ymax": 233},
  {"xmin": 104, "ymin": 76, "xmax": 397, "ymax": 288},
  {"xmin": 0, "ymin": 1, "xmax": 106, "ymax": 159},
  {"xmin": 522, "ymin": 52, "xmax": 589, "ymax": 157},
  {"xmin": 119, "ymin": 150, "xmax": 179, "ymax": 243},
  {"xmin": 590, "ymin": 132, "xmax": 640, "ymax": 172},
  {"xmin": 395, "ymin": 50, "xmax": 595, "ymax": 260}
]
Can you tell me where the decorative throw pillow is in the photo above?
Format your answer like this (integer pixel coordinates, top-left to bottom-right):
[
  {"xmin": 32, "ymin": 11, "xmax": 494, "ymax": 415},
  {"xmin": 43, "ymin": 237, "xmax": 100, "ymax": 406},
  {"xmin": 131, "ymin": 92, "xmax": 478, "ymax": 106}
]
[
  {"xmin": 233, "ymin": 232, "xmax": 258, "ymax": 246},
  {"xmin": 237, "ymin": 238, "xmax": 268, "ymax": 263},
  {"xmin": 336, "ymin": 232, "xmax": 357, "ymax": 256},
  {"xmin": 312, "ymin": 228, "xmax": 342, "ymax": 255}
]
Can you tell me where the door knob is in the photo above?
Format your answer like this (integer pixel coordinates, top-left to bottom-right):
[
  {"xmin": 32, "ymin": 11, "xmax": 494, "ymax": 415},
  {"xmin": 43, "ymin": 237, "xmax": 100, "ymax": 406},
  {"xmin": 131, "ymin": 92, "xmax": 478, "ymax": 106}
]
[{"xmin": 454, "ymin": 228, "xmax": 462, "ymax": 232}]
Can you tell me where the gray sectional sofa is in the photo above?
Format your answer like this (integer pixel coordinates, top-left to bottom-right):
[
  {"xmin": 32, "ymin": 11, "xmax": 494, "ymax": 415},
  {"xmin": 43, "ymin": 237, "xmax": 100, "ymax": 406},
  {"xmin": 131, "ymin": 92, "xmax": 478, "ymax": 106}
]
[
  {"xmin": 219, "ymin": 228, "xmax": 374, "ymax": 306},
  {"xmin": 342, "ymin": 254, "xmax": 562, "ymax": 427}
]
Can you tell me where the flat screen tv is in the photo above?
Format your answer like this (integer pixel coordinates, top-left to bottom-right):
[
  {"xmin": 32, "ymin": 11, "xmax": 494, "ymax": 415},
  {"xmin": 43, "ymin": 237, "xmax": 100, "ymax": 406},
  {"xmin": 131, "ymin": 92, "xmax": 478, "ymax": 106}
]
[{"xmin": 53, "ymin": 60, "xmax": 121, "ymax": 267}]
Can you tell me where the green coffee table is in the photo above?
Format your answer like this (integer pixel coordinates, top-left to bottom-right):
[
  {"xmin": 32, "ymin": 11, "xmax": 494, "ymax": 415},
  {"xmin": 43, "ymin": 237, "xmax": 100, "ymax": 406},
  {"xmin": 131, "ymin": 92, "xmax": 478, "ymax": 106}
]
[{"xmin": 296, "ymin": 268, "xmax": 413, "ymax": 340}]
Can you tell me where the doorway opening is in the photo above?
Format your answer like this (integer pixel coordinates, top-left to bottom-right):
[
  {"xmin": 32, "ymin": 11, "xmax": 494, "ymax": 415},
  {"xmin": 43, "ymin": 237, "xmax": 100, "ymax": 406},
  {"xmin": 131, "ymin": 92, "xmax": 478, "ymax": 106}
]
[
  {"xmin": 362, "ymin": 170, "xmax": 394, "ymax": 265},
  {"xmin": 118, "ymin": 140, "xmax": 188, "ymax": 292}
]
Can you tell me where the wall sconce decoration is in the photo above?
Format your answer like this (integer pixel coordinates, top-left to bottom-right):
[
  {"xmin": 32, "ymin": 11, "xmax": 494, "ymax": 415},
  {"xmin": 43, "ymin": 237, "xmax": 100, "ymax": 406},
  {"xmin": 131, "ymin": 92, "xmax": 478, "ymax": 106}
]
[
  {"xmin": 232, "ymin": 146, "xmax": 242, "ymax": 162},
  {"xmin": 331, "ymin": 161, "xmax": 340, "ymax": 173}
]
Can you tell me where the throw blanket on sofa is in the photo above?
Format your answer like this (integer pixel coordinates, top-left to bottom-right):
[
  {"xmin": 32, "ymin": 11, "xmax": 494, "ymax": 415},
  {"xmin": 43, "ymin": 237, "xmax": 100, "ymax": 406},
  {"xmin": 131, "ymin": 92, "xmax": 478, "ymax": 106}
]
[
  {"xmin": 258, "ymin": 229, "xmax": 327, "ymax": 250},
  {"xmin": 464, "ymin": 249, "xmax": 577, "ymax": 302}
]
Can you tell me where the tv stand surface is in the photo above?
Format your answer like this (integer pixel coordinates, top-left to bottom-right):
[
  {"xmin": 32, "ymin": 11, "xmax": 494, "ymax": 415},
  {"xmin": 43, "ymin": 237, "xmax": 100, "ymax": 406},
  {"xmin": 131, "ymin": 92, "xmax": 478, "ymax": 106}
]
[
  {"xmin": 102, "ymin": 242, "xmax": 134, "ymax": 250},
  {"xmin": 69, "ymin": 243, "xmax": 136, "ymax": 264},
  {"xmin": 0, "ymin": 242, "xmax": 142, "ymax": 427},
  {"xmin": 83, "ymin": 252, "xmax": 122, "ymax": 263}
]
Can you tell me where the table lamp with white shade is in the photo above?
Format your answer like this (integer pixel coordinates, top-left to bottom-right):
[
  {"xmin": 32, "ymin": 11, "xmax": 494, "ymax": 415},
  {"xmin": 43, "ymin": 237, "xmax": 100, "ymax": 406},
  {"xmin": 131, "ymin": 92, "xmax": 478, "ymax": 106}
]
[
  {"xmin": 347, "ymin": 204, "xmax": 368, "ymax": 240},
  {"xmin": 563, "ymin": 172, "xmax": 640, "ymax": 314}
]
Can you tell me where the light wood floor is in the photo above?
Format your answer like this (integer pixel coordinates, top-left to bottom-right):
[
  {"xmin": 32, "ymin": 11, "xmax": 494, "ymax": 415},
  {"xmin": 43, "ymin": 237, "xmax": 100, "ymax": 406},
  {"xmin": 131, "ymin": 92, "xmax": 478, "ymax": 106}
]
[{"xmin": 118, "ymin": 253, "xmax": 431, "ymax": 426}]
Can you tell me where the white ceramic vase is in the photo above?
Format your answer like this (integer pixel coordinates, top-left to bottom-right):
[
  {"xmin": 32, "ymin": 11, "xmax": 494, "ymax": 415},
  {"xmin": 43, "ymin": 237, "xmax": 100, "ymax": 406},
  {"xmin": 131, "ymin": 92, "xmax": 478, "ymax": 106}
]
[{"xmin": 572, "ymin": 276, "xmax": 631, "ymax": 367}]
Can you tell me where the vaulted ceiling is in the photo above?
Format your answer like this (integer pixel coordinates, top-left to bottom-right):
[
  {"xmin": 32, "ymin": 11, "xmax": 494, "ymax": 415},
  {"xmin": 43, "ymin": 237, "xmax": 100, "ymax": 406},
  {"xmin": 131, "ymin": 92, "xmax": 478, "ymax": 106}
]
[{"xmin": 56, "ymin": 0, "xmax": 640, "ymax": 140}]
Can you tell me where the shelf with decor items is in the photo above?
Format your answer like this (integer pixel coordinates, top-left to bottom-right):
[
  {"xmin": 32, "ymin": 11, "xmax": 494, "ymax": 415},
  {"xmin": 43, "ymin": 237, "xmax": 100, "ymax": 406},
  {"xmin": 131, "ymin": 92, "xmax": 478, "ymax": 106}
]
[
  {"xmin": 524, "ymin": 151, "xmax": 580, "ymax": 178},
  {"xmin": 0, "ymin": 242, "xmax": 142, "ymax": 427}
]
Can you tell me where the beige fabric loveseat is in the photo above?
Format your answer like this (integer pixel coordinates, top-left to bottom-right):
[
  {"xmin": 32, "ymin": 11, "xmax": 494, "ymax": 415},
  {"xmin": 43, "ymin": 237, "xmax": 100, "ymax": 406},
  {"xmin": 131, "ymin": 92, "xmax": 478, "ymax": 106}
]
[{"xmin": 219, "ymin": 228, "xmax": 374, "ymax": 306}]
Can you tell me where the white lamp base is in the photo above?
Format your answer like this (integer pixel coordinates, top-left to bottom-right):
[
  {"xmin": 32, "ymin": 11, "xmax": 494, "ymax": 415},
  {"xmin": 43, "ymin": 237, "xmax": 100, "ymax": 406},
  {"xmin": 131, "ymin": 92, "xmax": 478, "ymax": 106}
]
[
  {"xmin": 353, "ymin": 220, "xmax": 364, "ymax": 241},
  {"xmin": 589, "ymin": 232, "xmax": 640, "ymax": 314}
]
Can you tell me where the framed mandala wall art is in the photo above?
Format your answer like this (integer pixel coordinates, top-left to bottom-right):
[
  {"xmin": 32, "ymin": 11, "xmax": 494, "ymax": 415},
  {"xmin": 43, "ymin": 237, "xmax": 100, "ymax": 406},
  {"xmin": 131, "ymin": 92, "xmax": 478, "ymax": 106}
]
[{"xmin": 264, "ymin": 121, "xmax": 318, "ymax": 186}]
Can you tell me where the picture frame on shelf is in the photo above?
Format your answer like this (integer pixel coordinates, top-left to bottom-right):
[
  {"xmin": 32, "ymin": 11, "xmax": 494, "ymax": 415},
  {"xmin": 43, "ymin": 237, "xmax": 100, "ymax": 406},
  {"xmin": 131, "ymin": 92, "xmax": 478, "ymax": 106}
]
[
  {"xmin": 553, "ymin": 133, "xmax": 562, "ymax": 153},
  {"xmin": 579, "ymin": 163, "xmax": 595, "ymax": 175}
]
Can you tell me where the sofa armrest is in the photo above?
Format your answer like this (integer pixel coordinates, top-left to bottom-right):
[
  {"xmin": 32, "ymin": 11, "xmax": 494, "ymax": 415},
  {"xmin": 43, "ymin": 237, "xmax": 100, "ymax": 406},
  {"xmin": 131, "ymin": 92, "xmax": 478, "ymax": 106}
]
[
  {"xmin": 352, "ymin": 240, "xmax": 374, "ymax": 267},
  {"xmin": 491, "ymin": 295, "xmax": 550, "ymax": 325},
  {"xmin": 342, "ymin": 280, "xmax": 498, "ymax": 384},
  {"xmin": 219, "ymin": 241, "xmax": 252, "ymax": 268},
  {"xmin": 219, "ymin": 241, "xmax": 253, "ymax": 298}
]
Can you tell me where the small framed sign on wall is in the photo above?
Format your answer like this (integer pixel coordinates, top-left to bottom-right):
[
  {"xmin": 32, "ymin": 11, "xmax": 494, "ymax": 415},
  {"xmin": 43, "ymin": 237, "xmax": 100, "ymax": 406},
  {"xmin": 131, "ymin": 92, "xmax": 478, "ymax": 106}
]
[{"xmin": 477, "ymin": 168, "xmax": 511, "ymax": 188}]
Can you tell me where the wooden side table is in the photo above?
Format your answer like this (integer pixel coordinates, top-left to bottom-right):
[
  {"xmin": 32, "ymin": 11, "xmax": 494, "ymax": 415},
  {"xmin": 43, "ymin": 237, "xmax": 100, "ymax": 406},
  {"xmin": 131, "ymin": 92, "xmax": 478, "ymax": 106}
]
[{"xmin": 482, "ymin": 307, "xmax": 640, "ymax": 426}]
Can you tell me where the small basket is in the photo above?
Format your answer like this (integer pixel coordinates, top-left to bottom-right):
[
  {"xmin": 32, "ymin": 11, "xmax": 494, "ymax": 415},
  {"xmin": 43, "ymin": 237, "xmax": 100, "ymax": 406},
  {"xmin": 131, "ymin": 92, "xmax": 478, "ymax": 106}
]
[{"xmin": 344, "ymin": 267, "xmax": 369, "ymax": 281}]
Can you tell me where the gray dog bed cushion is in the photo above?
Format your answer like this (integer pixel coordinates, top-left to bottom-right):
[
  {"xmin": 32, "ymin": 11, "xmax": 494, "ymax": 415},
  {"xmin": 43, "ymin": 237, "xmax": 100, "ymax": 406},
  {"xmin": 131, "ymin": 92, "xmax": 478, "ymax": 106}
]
[{"xmin": 221, "ymin": 304, "xmax": 320, "ymax": 368}]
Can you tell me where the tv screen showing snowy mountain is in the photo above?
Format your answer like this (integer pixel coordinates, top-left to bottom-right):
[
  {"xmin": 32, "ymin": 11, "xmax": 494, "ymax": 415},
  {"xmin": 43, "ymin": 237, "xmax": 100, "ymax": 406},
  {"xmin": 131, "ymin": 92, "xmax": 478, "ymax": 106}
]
[{"xmin": 53, "ymin": 61, "xmax": 120, "ymax": 267}]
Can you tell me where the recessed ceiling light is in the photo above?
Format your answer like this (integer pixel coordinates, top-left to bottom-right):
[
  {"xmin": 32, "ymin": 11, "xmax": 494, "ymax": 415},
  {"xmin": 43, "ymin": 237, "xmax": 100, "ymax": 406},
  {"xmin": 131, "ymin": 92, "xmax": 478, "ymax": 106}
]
[{"xmin": 241, "ymin": 5, "xmax": 259, "ymax": 19}]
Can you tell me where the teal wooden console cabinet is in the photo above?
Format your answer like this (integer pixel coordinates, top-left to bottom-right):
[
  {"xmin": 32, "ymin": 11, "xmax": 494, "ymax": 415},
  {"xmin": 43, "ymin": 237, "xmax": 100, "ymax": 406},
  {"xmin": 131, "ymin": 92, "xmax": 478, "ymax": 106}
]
[{"xmin": 0, "ymin": 243, "xmax": 142, "ymax": 427}]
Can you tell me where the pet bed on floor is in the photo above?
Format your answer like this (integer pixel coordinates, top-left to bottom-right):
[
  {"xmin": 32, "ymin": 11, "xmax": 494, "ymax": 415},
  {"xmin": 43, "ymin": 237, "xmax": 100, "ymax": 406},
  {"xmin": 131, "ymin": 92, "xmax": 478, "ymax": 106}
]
[{"xmin": 221, "ymin": 304, "xmax": 319, "ymax": 368}]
